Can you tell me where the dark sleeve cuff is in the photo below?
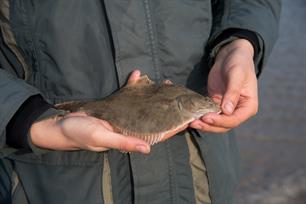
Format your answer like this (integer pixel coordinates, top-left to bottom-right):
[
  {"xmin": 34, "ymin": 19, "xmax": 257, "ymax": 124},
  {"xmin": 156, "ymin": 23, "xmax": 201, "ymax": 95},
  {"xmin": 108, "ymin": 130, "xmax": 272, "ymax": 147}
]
[
  {"xmin": 207, "ymin": 28, "xmax": 262, "ymax": 76},
  {"xmin": 231, "ymin": 29, "xmax": 260, "ymax": 59},
  {"xmin": 210, "ymin": 28, "xmax": 260, "ymax": 60},
  {"xmin": 6, "ymin": 95, "xmax": 53, "ymax": 150}
]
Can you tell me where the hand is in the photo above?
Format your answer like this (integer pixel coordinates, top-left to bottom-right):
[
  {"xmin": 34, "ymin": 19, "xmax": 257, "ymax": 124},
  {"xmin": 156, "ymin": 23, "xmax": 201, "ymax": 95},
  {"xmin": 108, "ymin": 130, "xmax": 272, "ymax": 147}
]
[
  {"xmin": 30, "ymin": 70, "xmax": 151, "ymax": 154},
  {"xmin": 190, "ymin": 39, "xmax": 258, "ymax": 133}
]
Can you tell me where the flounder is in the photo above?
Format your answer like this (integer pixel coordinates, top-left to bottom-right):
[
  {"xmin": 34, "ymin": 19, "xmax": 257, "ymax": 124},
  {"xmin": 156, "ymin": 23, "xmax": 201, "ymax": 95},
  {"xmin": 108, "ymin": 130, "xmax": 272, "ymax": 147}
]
[{"xmin": 56, "ymin": 75, "xmax": 220, "ymax": 145}]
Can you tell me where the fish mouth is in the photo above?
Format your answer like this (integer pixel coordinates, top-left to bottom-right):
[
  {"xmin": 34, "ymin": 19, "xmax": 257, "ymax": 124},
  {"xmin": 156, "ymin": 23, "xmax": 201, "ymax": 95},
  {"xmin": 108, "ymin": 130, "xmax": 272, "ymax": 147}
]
[{"xmin": 194, "ymin": 110, "xmax": 222, "ymax": 119}]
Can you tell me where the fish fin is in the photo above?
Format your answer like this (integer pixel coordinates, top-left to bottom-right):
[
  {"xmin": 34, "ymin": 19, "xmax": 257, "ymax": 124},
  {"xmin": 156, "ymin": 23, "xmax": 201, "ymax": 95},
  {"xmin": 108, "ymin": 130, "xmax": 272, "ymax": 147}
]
[
  {"xmin": 55, "ymin": 101, "xmax": 86, "ymax": 112},
  {"xmin": 131, "ymin": 75, "xmax": 155, "ymax": 86}
]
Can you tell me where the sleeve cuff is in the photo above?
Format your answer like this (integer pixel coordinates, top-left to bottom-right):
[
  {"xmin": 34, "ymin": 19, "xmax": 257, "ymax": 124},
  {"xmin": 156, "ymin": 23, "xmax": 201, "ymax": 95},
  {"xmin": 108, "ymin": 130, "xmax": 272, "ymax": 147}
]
[
  {"xmin": 232, "ymin": 29, "xmax": 260, "ymax": 59},
  {"xmin": 6, "ymin": 95, "xmax": 53, "ymax": 150},
  {"xmin": 208, "ymin": 28, "xmax": 262, "ymax": 75},
  {"xmin": 27, "ymin": 107, "xmax": 67, "ymax": 154}
]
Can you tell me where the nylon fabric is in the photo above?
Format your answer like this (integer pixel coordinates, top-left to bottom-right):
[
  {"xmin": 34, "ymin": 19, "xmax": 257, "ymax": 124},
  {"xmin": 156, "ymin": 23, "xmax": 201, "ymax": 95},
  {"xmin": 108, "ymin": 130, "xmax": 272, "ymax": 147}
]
[
  {"xmin": 0, "ymin": 0, "xmax": 281, "ymax": 203},
  {"xmin": 0, "ymin": 0, "xmax": 29, "ymax": 79}
]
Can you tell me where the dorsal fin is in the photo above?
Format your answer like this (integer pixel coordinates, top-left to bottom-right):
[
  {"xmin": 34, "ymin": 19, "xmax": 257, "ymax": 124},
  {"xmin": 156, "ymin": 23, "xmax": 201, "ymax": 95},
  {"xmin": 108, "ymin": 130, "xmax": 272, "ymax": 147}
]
[
  {"xmin": 136, "ymin": 75, "xmax": 154, "ymax": 85},
  {"xmin": 55, "ymin": 101, "xmax": 87, "ymax": 112}
]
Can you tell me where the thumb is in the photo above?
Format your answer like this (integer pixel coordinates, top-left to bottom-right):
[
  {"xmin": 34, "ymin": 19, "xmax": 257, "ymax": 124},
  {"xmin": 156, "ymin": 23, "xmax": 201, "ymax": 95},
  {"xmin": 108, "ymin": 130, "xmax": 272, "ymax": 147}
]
[
  {"xmin": 221, "ymin": 69, "xmax": 244, "ymax": 115},
  {"xmin": 98, "ymin": 120, "xmax": 150, "ymax": 154},
  {"xmin": 127, "ymin": 69, "xmax": 141, "ymax": 85},
  {"xmin": 105, "ymin": 133, "xmax": 151, "ymax": 154}
]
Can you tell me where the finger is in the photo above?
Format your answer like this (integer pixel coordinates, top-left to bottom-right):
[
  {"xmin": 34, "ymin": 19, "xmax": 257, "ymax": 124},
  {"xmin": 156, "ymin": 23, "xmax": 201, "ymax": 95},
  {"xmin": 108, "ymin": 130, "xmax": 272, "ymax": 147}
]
[
  {"xmin": 110, "ymin": 134, "xmax": 151, "ymax": 154},
  {"xmin": 65, "ymin": 111, "xmax": 88, "ymax": 117},
  {"xmin": 92, "ymin": 127, "xmax": 150, "ymax": 154},
  {"xmin": 97, "ymin": 120, "xmax": 115, "ymax": 132},
  {"xmin": 201, "ymin": 100, "xmax": 258, "ymax": 129},
  {"xmin": 221, "ymin": 68, "xmax": 244, "ymax": 115},
  {"xmin": 210, "ymin": 94, "xmax": 222, "ymax": 106},
  {"xmin": 127, "ymin": 70, "xmax": 141, "ymax": 85},
  {"xmin": 190, "ymin": 120, "xmax": 230, "ymax": 133},
  {"xmin": 189, "ymin": 120, "xmax": 203, "ymax": 129}
]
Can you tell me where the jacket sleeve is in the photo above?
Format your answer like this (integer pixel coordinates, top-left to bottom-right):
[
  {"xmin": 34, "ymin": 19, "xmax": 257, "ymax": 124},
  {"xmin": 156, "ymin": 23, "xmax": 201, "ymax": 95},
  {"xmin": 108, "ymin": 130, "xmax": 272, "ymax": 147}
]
[
  {"xmin": 0, "ymin": 68, "xmax": 40, "ymax": 156},
  {"xmin": 207, "ymin": 0, "xmax": 282, "ymax": 75}
]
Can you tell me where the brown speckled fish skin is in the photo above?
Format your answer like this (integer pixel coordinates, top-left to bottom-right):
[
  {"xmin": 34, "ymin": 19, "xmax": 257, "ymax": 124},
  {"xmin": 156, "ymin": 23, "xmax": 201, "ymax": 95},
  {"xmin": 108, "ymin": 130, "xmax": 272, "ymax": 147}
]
[{"xmin": 56, "ymin": 75, "xmax": 220, "ymax": 144}]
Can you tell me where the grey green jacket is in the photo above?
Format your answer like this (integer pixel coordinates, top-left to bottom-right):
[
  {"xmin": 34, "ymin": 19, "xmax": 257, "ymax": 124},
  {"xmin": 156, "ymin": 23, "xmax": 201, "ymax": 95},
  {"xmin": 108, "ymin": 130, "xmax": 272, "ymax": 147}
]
[{"xmin": 0, "ymin": 0, "xmax": 280, "ymax": 204}]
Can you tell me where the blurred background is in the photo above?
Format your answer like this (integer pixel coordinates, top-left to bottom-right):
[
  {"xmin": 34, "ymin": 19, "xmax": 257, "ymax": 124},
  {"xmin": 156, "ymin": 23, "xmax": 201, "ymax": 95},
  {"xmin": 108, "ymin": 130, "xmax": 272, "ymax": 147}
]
[{"xmin": 235, "ymin": 0, "xmax": 306, "ymax": 203}]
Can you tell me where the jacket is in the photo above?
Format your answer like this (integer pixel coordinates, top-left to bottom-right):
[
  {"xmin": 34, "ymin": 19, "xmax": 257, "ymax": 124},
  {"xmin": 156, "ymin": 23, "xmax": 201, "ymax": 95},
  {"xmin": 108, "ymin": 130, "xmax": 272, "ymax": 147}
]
[{"xmin": 0, "ymin": 1, "xmax": 281, "ymax": 203}]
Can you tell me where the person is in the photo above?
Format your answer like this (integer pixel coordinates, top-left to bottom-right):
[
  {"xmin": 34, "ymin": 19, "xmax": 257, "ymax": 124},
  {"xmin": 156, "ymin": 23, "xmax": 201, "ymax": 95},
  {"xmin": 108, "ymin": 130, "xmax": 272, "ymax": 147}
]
[{"xmin": 0, "ymin": 1, "xmax": 281, "ymax": 204}]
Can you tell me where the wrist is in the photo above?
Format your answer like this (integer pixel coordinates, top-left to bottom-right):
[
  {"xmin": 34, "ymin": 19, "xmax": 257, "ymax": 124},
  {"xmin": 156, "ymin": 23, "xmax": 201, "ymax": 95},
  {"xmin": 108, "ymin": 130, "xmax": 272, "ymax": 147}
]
[
  {"xmin": 213, "ymin": 38, "xmax": 257, "ymax": 77},
  {"xmin": 224, "ymin": 39, "xmax": 254, "ymax": 58},
  {"xmin": 30, "ymin": 117, "xmax": 58, "ymax": 149},
  {"xmin": 214, "ymin": 38, "xmax": 255, "ymax": 67}
]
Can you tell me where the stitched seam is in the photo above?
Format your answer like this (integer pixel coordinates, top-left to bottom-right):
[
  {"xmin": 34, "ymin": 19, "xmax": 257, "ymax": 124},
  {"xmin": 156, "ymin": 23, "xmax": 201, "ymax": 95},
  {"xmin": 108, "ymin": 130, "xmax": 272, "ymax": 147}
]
[
  {"xmin": 143, "ymin": 0, "xmax": 161, "ymax": 82},
  {"xmin": 103, "ymin": 0, "xmax": 123, "ymax": 86},
  {"xmin": 129, "ymin": 154, "xmax": 139, "ymax": 204},
  {"xmin": 166, "ymin": 142, "xmax": 176, "ymax": 203},
  {"xmin": 1, "ymin": 0, "xmax": 30, "ymax": 80},
  {"xmin": 20, "ymin": 1, "xmax": 48, "ymax": 97}
]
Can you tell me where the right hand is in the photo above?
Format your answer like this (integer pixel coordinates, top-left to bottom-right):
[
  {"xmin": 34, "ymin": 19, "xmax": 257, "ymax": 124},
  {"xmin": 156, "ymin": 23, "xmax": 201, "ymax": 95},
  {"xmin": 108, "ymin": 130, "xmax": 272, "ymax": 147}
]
[{"xmin": 30, "ymin": 70, "xmax": 150, "ymax": 154}]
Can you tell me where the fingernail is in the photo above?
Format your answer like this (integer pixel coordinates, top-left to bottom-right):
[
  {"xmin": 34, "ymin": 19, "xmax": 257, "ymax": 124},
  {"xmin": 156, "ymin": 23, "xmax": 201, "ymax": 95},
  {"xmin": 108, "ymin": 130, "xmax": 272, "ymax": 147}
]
[
  {"xmin": 134, "ymin": 70, "xmax": 140, "ymax": 76},
  {"xmin": 136, "ymin": 145, "xmax": 150, "ymax": 154},
  {"xmin": 224, "ymin": 102, "xmax": 234, "ymax": 114}
]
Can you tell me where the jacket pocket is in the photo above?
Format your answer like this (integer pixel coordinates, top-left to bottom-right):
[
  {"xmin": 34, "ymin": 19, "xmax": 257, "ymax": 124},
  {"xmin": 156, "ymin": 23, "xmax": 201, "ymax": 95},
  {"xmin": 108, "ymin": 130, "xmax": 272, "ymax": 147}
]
[{"xmin": 8, "ymin": 151, "xmax": 105, "ymax": 204}]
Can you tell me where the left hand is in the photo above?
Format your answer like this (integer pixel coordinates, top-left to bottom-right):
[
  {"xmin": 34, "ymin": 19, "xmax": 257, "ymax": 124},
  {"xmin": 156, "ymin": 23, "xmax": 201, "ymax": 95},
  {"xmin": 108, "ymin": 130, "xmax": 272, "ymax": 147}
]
[
  {"xmin": 190, "ymin": 39, "xmax": 258, "ymax": 133},
  {"xmin": 30, "ymin": 70, "xmax": 151, "ymax": 154}
]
